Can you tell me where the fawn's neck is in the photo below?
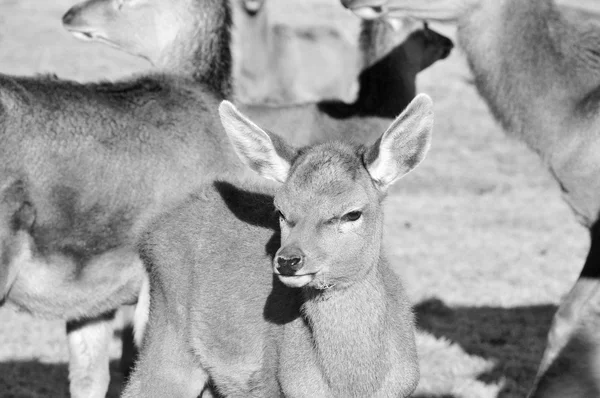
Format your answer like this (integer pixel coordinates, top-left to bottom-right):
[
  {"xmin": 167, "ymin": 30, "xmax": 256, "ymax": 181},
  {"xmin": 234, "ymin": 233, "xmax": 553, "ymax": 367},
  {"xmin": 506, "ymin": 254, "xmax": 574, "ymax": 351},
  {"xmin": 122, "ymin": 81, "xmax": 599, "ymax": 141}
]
[{"xmin": 301, "ymin": 262, "xmax": 391, "ymax": 395}]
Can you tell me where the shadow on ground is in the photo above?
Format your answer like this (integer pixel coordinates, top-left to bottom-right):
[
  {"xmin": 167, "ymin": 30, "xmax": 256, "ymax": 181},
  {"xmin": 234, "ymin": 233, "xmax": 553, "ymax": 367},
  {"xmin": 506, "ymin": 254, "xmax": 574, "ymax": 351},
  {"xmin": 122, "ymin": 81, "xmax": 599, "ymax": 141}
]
[
  {"xmin": 0, "ymin": 300, "xmax": 557, "ymax": 398},
  {"xmin": 415, "ymin": 298, "xmax": 557, "ymax": 397},
  {"xmin": 0, "ymin": 360, "xmax": 124, "ymax": 398}
]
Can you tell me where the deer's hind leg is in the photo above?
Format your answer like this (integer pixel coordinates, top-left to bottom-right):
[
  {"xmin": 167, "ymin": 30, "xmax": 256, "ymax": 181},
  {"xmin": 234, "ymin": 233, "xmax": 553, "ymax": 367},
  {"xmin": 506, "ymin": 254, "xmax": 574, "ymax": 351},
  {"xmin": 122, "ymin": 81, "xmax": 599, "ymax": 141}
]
[
  {"xmin": 122, "ymin": 296, "xmax": 207, "ymax": 398},
  {"xmin": 530, "ymin": 221, "xmax": 600, "ymax": 397}
]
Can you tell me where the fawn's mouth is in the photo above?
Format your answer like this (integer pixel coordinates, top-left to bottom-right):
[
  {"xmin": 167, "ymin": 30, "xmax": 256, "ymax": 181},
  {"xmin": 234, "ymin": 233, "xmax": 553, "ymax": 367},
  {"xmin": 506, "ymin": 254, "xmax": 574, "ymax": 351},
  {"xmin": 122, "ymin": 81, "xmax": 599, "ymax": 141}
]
[{"xmin": 277, "ymin": 273, "xmax": 316, "ymax": 288}]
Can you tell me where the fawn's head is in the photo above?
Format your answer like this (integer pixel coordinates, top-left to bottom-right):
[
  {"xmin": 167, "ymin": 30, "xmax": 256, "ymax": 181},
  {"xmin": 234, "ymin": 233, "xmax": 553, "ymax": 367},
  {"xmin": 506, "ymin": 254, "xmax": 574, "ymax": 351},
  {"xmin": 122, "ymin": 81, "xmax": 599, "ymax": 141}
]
[{"xmin": 219, "ymin": 95, "xmax": 433, "ymax": 290}]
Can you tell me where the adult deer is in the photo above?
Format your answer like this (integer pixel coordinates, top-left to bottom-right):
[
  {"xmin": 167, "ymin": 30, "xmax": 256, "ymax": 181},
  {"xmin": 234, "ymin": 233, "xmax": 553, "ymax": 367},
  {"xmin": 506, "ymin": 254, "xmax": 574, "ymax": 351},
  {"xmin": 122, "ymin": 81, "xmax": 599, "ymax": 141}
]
[
  {"xmin": 123, "ymin": 93, "xmax": 433, "ymax": 398},
  {"xmin": 343, "ymin": 0, "xmax": 600, "ymax": 396},
  {"xmin": 0, "ymin": 1, "xmax": 241, "ymax": 396},
  {"xmin": 62, "ymin": 0, "xmax": 452, "ymax": 114}
]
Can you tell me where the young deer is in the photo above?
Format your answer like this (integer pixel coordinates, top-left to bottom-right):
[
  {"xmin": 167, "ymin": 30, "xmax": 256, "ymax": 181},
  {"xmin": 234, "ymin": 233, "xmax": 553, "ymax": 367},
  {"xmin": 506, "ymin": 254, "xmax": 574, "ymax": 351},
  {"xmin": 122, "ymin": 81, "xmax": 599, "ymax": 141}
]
[
  {"xmin": 343, "ymin": 0, "xmax": 600, "ymax": 396},
  {"xmin": 122, "ymin": 93, "xmax": 433, "ymax": 398}
]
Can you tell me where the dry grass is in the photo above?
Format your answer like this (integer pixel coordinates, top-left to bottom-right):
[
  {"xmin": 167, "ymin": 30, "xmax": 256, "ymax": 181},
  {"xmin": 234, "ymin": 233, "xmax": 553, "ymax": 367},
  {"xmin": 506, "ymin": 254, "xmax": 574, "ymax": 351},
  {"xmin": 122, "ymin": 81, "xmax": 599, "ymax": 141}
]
[{"xmin": 0, "ymin": 0, "xmax": 594, "ymax": 397}]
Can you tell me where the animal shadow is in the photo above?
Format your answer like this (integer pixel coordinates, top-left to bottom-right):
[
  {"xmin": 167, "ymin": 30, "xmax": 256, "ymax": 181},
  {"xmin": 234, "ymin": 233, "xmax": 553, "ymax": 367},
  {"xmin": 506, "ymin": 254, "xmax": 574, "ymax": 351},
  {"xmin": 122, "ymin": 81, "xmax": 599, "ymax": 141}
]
[
  {"xmin": 0, "ymin": 360, "xmax": 123, "ymax": 398},
  {"xmin": 415, "ymin": 298, "xmax": 557, "ymax": 398},
  {"xmin": 213, "ymin": 180, "xmax": 300, "ymax": 327}
]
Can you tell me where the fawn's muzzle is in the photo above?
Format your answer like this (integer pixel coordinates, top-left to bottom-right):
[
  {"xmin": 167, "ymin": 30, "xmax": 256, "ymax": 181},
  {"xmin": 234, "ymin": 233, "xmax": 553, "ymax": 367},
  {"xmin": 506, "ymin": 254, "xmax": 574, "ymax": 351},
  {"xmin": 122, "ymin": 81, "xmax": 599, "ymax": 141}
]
[{"xmin": 275, "ymin": 253, "xmax": 305, "ymax": 276}]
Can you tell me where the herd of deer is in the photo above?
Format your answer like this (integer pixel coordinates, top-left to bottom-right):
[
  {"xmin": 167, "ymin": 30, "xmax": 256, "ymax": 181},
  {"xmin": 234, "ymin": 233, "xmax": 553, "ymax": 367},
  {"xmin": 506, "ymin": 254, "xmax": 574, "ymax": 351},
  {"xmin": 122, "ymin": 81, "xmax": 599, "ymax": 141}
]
[{"xmin": 1, "ymin": 0, "xmax": 599, "ymax": 396}]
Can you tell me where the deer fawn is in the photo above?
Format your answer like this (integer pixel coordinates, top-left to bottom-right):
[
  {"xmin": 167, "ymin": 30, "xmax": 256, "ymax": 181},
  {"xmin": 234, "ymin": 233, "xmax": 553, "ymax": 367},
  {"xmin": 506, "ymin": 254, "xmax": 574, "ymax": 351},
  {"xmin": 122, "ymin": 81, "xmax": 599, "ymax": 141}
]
[{"xmin": 122, "ymin": 93, "xmax": 433, "ymax": 397}]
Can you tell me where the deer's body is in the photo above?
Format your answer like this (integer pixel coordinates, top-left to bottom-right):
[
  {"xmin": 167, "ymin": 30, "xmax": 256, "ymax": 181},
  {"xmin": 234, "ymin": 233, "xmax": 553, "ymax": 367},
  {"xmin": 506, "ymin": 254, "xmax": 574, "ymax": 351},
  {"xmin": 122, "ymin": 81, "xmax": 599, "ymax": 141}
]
[
  {"xmin": 0, "ymin": 72, "xmax": 244, "ymax": 397},
  {"xmin": 457, "ymin": 0, "xmax": 600, "ymax": 225},
  {"xmin": 0, "ymin": 73, "xmax": 241, "ymax": 318},
  {"xmin": 123, "ymin": 95, "xmax": 432, "ymax": 398},
  {"xmin": 344, "ymin": 0, "xmax": 600, "ymax": 226},
  {"xmin": 0, "ymin": 1, "xmax": 242, "ymax": 395},
  {"xmin": 459, "ymin": 2, "xmax": 600, "ymax": 394},
  {"xmin": 343, "ymin": 0, "xmax": 600, "ymax": 396}
]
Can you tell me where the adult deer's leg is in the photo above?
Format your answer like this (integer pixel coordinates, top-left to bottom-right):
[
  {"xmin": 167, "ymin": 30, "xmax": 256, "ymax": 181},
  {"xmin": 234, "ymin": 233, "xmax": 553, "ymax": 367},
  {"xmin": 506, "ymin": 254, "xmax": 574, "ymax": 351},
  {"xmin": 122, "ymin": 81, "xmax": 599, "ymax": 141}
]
[
  {"xmin": 530, "ymin": 222, "xmax": 600, "ymax": 397},
  {"xmin": 67, "ymin": 312, "xmax": 115, "ymax": 398}
]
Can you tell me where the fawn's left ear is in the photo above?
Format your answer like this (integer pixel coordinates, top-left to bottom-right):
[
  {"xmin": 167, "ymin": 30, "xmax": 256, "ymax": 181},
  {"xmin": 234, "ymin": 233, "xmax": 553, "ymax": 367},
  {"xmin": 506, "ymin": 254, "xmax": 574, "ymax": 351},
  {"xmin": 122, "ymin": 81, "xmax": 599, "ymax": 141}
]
[
  {"xmin": 364, "ymin": 93, "xmax": 433, "ymax": 191},
  {"xmin": 218, "ymin": 100, "xmax": 297, "ymax": 183}
]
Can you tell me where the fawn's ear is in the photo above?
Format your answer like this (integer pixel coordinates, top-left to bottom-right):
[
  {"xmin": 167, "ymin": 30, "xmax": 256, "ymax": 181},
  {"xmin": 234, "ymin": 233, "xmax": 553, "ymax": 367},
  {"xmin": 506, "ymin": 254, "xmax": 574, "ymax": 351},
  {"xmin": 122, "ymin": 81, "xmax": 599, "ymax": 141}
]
[
  {"xmin": 364, "ymin": 93, "xmax": 433, "ymax": 191},
  {"xmin": 219, "ymin": 100, "xmax": 297, "ymax": 183}
]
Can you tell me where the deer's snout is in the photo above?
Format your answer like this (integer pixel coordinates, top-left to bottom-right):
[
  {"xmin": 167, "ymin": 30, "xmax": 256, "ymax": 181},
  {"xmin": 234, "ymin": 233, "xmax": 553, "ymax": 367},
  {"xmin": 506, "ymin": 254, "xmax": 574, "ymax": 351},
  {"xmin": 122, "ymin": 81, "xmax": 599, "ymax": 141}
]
[
  {"xmin": 62, "ymin": 5, "xmax": 81, "ymax": 27},
  {"xmin": 275, "ymin": 249, "xmax": 305, "ymax": 276}
]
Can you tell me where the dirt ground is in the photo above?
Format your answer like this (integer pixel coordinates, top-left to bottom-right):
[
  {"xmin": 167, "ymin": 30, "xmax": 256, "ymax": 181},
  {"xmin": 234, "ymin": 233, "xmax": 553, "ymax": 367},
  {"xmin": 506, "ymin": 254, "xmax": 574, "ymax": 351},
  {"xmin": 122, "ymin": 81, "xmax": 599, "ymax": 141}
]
[{"xmin": 0, "ymin": 0, "xmax": 595, "ymax": 397}]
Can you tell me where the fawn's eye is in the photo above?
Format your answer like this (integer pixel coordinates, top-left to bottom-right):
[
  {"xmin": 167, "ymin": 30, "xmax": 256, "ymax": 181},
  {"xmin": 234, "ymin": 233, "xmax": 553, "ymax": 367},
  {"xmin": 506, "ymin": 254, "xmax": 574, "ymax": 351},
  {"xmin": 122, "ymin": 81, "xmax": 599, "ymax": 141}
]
[{"xmin": 341, "ymin": 211, "xmax": 362, "ymax": 222}]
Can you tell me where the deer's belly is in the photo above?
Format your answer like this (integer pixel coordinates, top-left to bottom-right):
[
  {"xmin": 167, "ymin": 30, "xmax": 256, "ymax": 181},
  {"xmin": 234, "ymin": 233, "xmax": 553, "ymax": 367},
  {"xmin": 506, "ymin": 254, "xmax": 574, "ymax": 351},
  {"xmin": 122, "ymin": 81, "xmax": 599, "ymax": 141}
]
[{"xmin": 7, "ymin": 247, "xmax": 145, "ymax": 320}]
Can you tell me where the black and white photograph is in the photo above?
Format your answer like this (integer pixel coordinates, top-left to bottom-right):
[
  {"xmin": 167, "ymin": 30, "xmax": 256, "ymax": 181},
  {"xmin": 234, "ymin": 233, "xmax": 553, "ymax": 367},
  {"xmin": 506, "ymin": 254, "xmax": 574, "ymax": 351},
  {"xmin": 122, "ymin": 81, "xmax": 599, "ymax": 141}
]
[{"xmin": 0, "ymin": 0, "xmax": 599, "ymax": 397}]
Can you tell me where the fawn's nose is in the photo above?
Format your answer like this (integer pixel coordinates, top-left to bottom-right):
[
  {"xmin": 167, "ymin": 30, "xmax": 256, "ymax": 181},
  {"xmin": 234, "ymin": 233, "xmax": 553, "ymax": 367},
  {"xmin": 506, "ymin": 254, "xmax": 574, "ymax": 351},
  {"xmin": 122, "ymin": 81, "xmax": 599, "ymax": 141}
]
[{"xmin": 275, "ymin": 252, "xmax": 305, "ymax": 276}]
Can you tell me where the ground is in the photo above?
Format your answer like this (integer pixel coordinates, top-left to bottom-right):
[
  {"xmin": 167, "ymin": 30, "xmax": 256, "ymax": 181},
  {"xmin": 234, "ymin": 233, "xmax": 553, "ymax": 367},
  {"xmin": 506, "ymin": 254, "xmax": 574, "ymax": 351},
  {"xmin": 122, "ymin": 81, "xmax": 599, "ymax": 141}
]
[{"xmin": 0, "ymin": 0, "xmax": 594, "ymax": 397}]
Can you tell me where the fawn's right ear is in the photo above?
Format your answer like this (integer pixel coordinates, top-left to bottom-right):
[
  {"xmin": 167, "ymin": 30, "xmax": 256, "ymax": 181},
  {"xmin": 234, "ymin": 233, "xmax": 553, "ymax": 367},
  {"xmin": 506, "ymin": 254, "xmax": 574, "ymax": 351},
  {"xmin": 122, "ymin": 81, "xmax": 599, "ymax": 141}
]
[{"xmin": 219, "ymin": 100, "xmax": 297, "ymax": 183}]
